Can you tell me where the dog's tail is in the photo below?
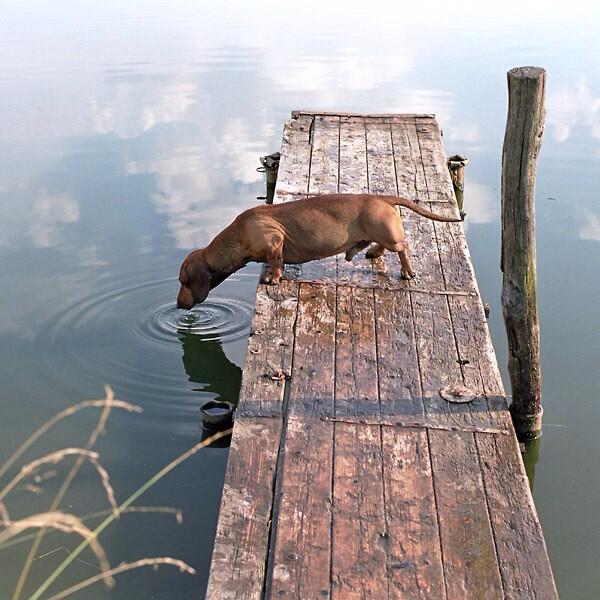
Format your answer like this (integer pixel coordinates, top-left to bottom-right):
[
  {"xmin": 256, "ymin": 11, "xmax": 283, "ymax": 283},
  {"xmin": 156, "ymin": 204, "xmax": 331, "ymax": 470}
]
[{"xmin": 381, "ymin": 195, "xmax": 461, "ymax": 222}]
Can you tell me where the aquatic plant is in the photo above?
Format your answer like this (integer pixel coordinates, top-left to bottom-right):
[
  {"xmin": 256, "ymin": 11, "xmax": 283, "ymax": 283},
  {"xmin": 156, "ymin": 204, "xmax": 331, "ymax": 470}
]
[{"xmin": 0, "ymin": 386, "xmax": 231, "ymax": 599}]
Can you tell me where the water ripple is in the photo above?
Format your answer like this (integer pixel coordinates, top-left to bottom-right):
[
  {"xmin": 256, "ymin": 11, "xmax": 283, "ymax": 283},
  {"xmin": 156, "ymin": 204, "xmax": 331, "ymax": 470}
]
[{"xmin": 36, "ymin": 271, "xmax": 253, "ymax": 424}]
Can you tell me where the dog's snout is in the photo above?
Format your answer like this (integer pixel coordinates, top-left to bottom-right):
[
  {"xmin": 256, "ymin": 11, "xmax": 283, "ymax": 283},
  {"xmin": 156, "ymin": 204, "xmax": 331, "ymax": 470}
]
[{"xmin": 177, "ymin": 286, "xmax": 195, "ymax": 310}]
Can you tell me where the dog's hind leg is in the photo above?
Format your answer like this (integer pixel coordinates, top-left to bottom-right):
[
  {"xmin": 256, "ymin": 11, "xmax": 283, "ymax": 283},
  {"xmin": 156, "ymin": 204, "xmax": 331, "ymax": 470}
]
[
  {"xmin": 365, "ymin": 213, "xmax": 415, "ymax": 279},
  {"xmin": 365, "ymin": 243, "xmax": 385, "ymax": 259},
  {"xmin": 392, "ymin": 240, "xmax": 415, "ymax": 279},
  {"xmin": 345, "ymin": 240, "xmax": 371, "ymax": 261}
]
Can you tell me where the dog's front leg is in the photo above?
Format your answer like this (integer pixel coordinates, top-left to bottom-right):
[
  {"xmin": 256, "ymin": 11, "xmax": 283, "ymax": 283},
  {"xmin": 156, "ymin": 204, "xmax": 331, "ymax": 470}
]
[{"xmin": 259, "ymin": 235, "xmax": 284, "ymax": 285}]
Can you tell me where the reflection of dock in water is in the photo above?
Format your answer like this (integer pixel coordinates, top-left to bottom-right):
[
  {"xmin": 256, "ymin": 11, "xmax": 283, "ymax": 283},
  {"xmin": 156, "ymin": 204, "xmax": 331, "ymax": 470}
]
[{"xmin": 207, "ymin": 112, "xmax": 557, "ymax": 598}]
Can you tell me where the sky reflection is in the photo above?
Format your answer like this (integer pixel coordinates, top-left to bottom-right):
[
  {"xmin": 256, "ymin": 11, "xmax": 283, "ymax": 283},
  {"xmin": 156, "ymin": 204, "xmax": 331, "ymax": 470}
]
[{"xmin": 1, "ymin": 2, "xmax": 599, "ymax": 598}]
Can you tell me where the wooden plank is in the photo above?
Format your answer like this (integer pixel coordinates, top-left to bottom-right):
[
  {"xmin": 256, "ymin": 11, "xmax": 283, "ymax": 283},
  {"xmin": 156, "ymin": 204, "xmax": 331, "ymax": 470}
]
[
  {"xmin": 416, "ymin": 120, "xmax": 455, "ymax": 203},
  {"xmin": 366, "ymin": 117, "xmax": 445, "ymax": 597},
  {"xmin": 275, "ymin": 115, "xmax": 313, "ymax": 201},
  {"xmin": 267, "ymin": 283, "xmax": 336, "ymax": 599},
  {"xmin": 241, "ymin": 282, "xmax": 300, "ymax": 414},
  {"xmin": 391, "ymin": 120, "xmax": 428, "ymax": 201},
  {"xmin": 411, "ymin": 287, "xmax": 504, "ymax": 598},
  {"xmin": 308, "ymin": 115, "xmax": 340, "ymax": 195},
  {"xmin": 410, "ymin": 194, "xmax": 500, "ymax": 599},
  {"xmin": 292, "ymin": 110, "xmax": 435, "ymax": 119},
  {"xmin": 337, "ymin": 116, "xmax": 375, "ymax": 288},
  {"xmin": 430, "ymin": 208, "xmax": 476, "ymax": 293},
  {"xmin": 338, "ymin": 117, "xmax": 368, "ymax": 194},
  {"xmin": 334, "ymin": 286, "xmax": 378, "ymax": 417},
  {"xmin": 366, "ymin": 120, "xmax": 397, "ymax": 196},
  {"xmin": 448, "ymin": 294, "xmax": 558, "ymax": 599},
  {"xmin": 375, "ymin": 289, "xmax": 446, "ymax": 598},
  {"xmin": 331, "ymin": 286, "xmax": 388, "ymax": 599},
  {"xmin": 209, "ymin": 110, "xmax": 557, "ymax": 600},
  {"xmin": 206, "ymin": 282, "xmax": 299, "ymax": 600},
  {"xmin": 294, "ymin": 115, "xmax": 339, "ymax": 283},
  {"xmin": 365, "ymin": 120, "xmax": 404, "ymax": 288},
  {"xmin": 205, "ymin": 419, "xmax": 281, "ymax": 600}
]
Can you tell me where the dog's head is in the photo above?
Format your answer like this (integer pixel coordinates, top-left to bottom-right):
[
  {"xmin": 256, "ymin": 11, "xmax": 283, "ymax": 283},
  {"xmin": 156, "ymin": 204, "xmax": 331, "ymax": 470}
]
[{"xmin": 177, "ymin": 249, "xmax": 211, "ymax": 309}]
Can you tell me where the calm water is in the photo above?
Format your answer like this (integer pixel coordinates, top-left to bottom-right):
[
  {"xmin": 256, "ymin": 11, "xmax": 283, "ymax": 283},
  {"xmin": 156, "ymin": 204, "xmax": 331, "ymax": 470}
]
[{"xmin": 1, "ymin": 2, "xmax": 599, "ymax": 598}]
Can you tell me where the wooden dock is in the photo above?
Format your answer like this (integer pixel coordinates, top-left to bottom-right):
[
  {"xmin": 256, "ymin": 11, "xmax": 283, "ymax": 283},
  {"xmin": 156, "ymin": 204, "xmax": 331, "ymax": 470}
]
[{"xmin": 206, "ymin": 112, "xmax": 557, "ymax": 599}]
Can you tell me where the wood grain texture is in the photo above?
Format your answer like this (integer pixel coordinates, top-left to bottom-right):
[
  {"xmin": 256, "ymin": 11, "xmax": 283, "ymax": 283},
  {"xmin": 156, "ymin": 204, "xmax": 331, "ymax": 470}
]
[
  {"xmin": 337, "ymin": 117, "xmax": 376, "ymax": 289},
  {"xmin": 335, "ymin": 286, "xmax": 378, "ymax": 417},
  {"xmin": 206, "ymin": 419, "xmax": 282, "ymax": 600},
  {"xmin": 405, "ymin": 125, "xmax": 504, "ymax": 596},
  {"xmin": 449, "ymin": 294, "xmax": 558, "ymax": 599},
  {"xmin": 292, "ymin": 110, "xmax": 435, "ymax": 119},
  {"xmin": 376, "ymin": 289, "xmax": 445, "ymax": 599},
  {"xmin": 415, "ymin": 119, "xmax": 455, "ymax": 203},
  {"xmin": 241, "ymin": 282, "xmax": 300, "ymax": 414},
  {"xmin": 366, "ymin": 120, "xmax": 397, "ymax": 196},
  {"xmin": 299, "ymin": 115, "xmax": 340, "ymax": 283},
  {"xmin": 208, "ymin": 111, "xmax": 556, "ymax": 600},
  {"xmin": 275, "ymin": 114, "xmax": 313, "ymax": 201},
  {"xmin": 391, "ymin": 120, "xmax": 428, "ymax": 201},
  {"xmin": 501, "ymin": 66, "xmax": 546, "ymax": 438},
  {"xmin": 206, "ymin": 282, "xmax": 299, "ymax": 600},
  {"xmin": 268, "ymin": 283, "xmax": 336, "ymax": 599},
  {"xmin": 332, "ymin": 286, "xmax": 388, "ymax": 599}
]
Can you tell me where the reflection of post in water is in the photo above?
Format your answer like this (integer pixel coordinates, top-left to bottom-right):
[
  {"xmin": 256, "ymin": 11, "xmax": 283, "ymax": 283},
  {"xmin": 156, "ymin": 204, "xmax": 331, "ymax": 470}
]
[
  {"xmin": 521, "ymin": 436, "xmax": 542, "ymax": 489},
  {"xmin": 178, "ymin": 332, "xmax": 242, "ymax": 446}
]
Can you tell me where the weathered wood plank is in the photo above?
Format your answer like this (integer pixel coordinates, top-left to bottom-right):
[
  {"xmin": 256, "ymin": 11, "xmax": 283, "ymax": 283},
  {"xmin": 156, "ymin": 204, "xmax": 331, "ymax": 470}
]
[
  {"xmin": 206, "ymin": 419, "xmax": 281, "ymax": 600},
  {"xmin": 308, "ymin": 115, "xmax": 340, "ymax": 195},
  {"xmin": 206, "ymin": 282, "xmax": 299, "ymax": 600},
  {"xmin": 366, "ymin": 120, "xmax": 397, "ymax": 196},
  {"xmin": 209, "ymin": 110, "xmax": 556, "ymax": 600},
  {"xmin": 430, "ymin": 208, "xmax": 476, "ymax": 293},
  {"xmin": 292, "ymin": 110, "xmax": 435, "ymax": 119},
  {"xmin": 365, "ymin": 119, "xmax": 404, "ymax": 291},
  {"xmin": 375, "ymin": 289, "xmax": 446, "ymax": 598},
  {"xmin": 268, "ymin": 283, "xmax": 336, "ymax": 599},
  {"xmin": 241, "ymin": 282, "xmax": 300, "ymax": 414},
  {"xmin": 275, "ymin": 115, "xmax": 313, "ymax": 201},
  {"xmin": 337, "ymin": 117, "xmax": 375, "ymax": 287},
  {"xmin": 411, "ymin": 288, "xmax": 504, "ymax": 598},
  {"xmin": 296, "ymin": 115, "xmax": 340, "ymax": 282},
  {"xmin": 448, "ymin": 294, "xmax": 558, "ymax": 599},
  {"xmin": 416, "ymin": 120, "xmax": 455, "ymax": 203},
  {"xmin": 391, "ymin": 120, "xmax": 428, "ymax": 201},
  {"xmin": 331, "ymin": 286, "xmax": 388, "ymax": 599},
  {"xmin": 334, "ymin": 286, "xmax": 378, "ymax": 417},
  {"xmin": 339, "ymin": 117, "xmax": 368, "ymax": 194}
]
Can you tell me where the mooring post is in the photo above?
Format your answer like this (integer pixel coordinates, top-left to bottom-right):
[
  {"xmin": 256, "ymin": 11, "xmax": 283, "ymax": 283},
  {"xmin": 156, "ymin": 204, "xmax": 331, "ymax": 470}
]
[
  {"xmin": 447, "ymin": 154, "xmax": 468, "ymax": 220},
  {"xmin": 501, "ymin": 66, "xmax": 546, "ymax": 440},
  {"xmin": 258, "ymin": 152, "xmax": 280, "ymax": 204}
]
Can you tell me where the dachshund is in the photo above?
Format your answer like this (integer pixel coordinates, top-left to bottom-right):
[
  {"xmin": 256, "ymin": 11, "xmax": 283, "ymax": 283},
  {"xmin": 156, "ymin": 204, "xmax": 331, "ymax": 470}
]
[{"xmin": 176, "ymin": 194, "xmax": 460, "ymax": 309}]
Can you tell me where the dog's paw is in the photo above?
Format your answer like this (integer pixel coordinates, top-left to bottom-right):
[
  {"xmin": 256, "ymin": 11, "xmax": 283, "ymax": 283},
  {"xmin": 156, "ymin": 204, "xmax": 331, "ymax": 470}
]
[{"xmin": 401, "ymin": 269, "xmax": 416, "ymax": 280}]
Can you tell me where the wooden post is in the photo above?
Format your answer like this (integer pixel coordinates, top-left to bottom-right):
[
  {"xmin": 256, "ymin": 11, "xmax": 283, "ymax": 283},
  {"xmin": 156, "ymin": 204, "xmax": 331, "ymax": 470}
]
[
  {"xmin": 258, "ymin": 152, "xmax": 280, "ymax": 204},
  {"xmin": 501, "ymin": 66, "xmax": 546, "ymax": 440},
  {"xmin": 447, "ymin": 154, "xmax": 468, "ymax": 220}
]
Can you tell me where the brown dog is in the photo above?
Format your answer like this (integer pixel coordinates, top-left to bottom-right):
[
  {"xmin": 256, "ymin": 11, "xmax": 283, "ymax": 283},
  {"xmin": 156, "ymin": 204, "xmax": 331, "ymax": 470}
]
[{"xmin": 176, "ymin": 194, "xmax": 460, "ymax": 309}]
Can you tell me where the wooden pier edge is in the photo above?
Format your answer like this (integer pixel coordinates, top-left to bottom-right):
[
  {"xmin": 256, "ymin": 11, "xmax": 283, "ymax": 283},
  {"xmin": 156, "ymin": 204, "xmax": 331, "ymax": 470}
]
[{"xmin": 206, "ymin": 111, "xmax": 557, "ymax": 599}]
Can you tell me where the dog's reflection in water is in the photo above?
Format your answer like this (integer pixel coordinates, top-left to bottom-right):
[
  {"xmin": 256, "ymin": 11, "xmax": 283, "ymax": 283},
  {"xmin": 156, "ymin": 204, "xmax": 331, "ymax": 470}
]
[{"xmin": 178, "ymin": 331, "xmax": 241, "ymax": 447}]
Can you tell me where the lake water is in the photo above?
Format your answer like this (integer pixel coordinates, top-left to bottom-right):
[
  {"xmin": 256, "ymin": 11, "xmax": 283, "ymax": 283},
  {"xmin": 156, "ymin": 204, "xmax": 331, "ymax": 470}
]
[{"xmin": 1, "ymin": 2, "xmax": 599, "ymax": 598}]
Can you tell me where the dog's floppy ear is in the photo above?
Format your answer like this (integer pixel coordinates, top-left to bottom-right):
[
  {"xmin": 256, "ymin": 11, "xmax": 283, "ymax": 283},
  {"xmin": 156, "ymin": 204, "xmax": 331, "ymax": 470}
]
[{"xmin": 184, "ymin": 254, "xmax": 211, "ymax": 304}]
